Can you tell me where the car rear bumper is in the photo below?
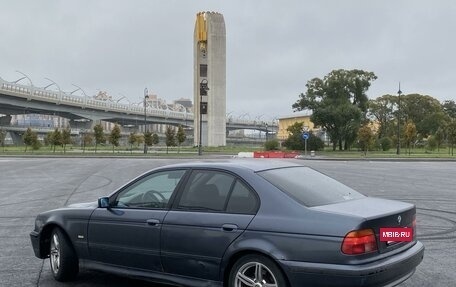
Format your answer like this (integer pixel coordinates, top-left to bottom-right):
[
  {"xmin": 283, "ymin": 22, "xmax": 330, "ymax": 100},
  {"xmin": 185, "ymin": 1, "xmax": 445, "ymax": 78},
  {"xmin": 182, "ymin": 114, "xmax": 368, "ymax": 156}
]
[{"xmin": 279, "ymin": 240, "xmax": 424, "ymax": 287}]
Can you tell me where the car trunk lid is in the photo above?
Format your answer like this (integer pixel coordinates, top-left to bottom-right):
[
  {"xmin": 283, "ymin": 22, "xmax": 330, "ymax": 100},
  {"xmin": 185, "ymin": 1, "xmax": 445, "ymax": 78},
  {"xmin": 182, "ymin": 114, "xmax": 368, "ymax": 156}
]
[{"xmin": 311, "ymin": 197, "xmax": 416, "ymax": 254}]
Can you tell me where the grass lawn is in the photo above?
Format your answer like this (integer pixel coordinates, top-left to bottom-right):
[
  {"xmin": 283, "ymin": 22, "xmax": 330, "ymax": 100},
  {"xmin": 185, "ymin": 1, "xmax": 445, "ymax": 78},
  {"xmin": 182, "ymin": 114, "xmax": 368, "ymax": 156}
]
[
  {"xmin": 317, "ymin": 147, "xmax": 456, "ymax": 159},
  {"xmin": 0, "ymin": 144, "xmax": 261, "ymax": 157},
  {"xmin": 0, "ymin": 144, "xmax": 455, "ymax": 159}
]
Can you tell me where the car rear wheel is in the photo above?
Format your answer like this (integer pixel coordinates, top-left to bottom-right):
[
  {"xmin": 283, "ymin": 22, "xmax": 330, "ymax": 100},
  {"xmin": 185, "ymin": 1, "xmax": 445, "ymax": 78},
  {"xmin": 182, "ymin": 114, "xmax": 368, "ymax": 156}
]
[
  {"xmin": 228, "ymin": 254, "xmax": 288, "ymax": 287},
  {"xmin": 49, "ymin": 228, "xmax": 79, "ymax": 281}
]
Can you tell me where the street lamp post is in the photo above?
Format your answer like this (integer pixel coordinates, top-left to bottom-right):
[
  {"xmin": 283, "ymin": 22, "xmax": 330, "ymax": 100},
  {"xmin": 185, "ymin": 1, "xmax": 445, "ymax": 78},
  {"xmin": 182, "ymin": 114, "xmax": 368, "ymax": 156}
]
[
  {"xmin": 396, "ymin": 83, "xmax": 402, "ymax": 155},
  {"xmin": 81, "ymin": 129, "xmax": 86, "ymax": 154},
  {"xmin": 144, "ymin": 87, "xmax": 149, "ymax": 154},
  {"xmin": 199, "ymin": 102, "xmax": 203, "ymax": 156},
  {"xmin": 265, "ymin": 123, "xmax": 268, "ymax": 141},
  {"xmin": 14, "ymin": 70, "xmax": 34, "ymax": 86},
  {"xmin": 70, "ymin": 84, "xmax": 89, "ymax": 108},
  {"xmin": 44, "ymin": 77, "xmax": 62, "ymax": 103}
]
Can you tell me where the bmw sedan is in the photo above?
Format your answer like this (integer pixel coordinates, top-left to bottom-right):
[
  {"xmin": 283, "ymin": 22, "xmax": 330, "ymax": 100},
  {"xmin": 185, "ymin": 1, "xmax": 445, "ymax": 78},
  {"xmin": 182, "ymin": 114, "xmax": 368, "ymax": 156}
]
[{"xmin": 30, "ymin": 161, "xmax": 424, "ymax": 287}]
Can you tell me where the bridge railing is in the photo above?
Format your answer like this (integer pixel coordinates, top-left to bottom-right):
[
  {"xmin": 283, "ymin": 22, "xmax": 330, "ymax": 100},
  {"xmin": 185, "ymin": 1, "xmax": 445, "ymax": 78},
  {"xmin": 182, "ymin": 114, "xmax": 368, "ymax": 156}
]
[
  {"xmin": 1, "ymin": 78, "xmax": 194, "ymax": 121},
  {"xmin": 1, "ymin": 78, "xmax": 276, "ymax": 128}
]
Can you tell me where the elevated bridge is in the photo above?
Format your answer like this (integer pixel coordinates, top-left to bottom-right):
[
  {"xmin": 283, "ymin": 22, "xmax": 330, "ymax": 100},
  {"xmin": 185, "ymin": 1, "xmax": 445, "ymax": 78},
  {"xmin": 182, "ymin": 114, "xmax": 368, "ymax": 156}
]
[{"xmin": 0, "ymin": 77, "xmax": 275, "ymax": 133}]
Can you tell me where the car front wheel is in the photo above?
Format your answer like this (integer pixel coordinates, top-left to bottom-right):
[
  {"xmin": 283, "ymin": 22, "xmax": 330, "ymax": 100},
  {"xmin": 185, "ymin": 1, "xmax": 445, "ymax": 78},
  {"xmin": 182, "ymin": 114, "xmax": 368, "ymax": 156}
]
[
  {"xmin": 228, "ymin": 254, "xmax": 288, "ymax": 287},
  {"xmin": 49, "ymin": 227, "xmax": 79, "ymax": 281}
]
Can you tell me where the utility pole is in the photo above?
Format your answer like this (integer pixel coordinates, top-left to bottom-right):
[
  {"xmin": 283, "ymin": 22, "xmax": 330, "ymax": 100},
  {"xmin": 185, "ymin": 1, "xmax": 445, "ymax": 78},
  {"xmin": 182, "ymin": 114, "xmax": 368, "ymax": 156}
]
[{"xmin": 396, "ymin": 83, "xmax": 402, "ymax": 155}]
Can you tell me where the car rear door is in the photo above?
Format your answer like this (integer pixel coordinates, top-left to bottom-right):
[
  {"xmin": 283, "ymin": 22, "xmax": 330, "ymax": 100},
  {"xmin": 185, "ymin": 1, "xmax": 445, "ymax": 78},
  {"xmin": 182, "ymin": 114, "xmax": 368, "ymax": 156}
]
[
  {"xmin": 87, "ymin": 169, "xmax": 187, "ymax": 271},
  {"xmin": 161, "ymin": 169, "xmax": 259, "ymax": 281}
]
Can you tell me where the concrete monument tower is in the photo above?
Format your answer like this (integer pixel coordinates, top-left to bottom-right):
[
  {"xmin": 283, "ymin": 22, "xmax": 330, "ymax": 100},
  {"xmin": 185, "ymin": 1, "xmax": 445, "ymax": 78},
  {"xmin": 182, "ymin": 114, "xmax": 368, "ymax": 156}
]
[{"xmin": 194, "ymin": 12, "xmax": 226, "ymax": 147}]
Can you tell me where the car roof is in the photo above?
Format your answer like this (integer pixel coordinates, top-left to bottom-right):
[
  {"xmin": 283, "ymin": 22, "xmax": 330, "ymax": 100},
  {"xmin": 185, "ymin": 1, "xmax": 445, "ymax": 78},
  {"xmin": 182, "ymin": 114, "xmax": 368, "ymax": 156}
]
[{"xmin": 161, "ymin": 159, "xmax": 302, "ymax": 173}]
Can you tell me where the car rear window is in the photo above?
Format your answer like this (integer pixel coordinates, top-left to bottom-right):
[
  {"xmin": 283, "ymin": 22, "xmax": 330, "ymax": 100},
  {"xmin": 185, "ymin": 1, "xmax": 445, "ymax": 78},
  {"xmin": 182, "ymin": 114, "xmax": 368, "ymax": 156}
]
[{"xmin": 257, "ymin": 166, "xmax": 365, "ymax": 207}]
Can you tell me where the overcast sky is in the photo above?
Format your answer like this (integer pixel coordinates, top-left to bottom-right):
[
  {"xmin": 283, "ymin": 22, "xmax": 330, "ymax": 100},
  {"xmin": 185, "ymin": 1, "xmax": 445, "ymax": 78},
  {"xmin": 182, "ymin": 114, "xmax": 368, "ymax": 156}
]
[{"xmin": 1, "ymin": 0, "xmax": 455, "ymax": 120}]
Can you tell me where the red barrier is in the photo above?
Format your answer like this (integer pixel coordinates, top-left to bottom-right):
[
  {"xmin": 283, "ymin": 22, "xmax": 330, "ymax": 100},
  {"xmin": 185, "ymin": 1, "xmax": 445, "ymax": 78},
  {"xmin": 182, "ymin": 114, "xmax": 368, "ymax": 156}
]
[{"xmin": 253, "ymin": 151, "xmax": 300, "ymax": 158}]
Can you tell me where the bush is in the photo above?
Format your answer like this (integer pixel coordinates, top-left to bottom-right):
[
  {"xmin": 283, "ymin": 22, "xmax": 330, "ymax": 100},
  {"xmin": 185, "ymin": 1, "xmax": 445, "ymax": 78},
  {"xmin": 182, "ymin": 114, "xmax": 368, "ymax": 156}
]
[
  {"xmin": 32, "ymin": 140, "xmax": 41, "ymax": 150},
  {"xmin": 426, "ymin": 136, "xmax": 437, "ymax": 151},
  {"xmin": 283, "ymin": 129, "xmax": 324, "ymax": 151},
  {"xmin": 308, "ymin": 135, "xmax": 325, "ymax": 151},
  {"xmin": 264, "ymin": 139, "xmax": 280, "ymax": 151},
  {"xmin": 379, "ymin": 137, "xmax": 392, "ymax": 151}
]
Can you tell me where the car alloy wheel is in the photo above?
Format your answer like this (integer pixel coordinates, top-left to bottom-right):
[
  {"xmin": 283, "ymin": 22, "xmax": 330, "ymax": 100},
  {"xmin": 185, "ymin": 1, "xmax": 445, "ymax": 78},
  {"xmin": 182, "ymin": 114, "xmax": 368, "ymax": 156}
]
[
  {"xmin": 229, "ymin": 254, "xmax": 287, "ymax": 287},
  {"xmin": 50, "ymin": 233, "xmax": 60, "ymax": 275},
  {"xmin": 49, "ymin": 228, "xmax": 79, "ymax": 281},
  {"xmin": 235, "ymin": 261, "xmax": 278, "ymax": 287}
]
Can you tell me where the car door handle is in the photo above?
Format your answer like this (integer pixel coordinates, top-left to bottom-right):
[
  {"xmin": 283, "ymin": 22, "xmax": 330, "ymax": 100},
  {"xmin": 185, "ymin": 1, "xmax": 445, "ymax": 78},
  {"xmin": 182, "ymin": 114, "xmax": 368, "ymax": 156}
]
[
  {"xmin": 146, "ymin": 219, "xmax": 160, "ymax": 226},
  {"xmin": 222, "ymin": 224, "xmax": 238, "ymax": 232}
]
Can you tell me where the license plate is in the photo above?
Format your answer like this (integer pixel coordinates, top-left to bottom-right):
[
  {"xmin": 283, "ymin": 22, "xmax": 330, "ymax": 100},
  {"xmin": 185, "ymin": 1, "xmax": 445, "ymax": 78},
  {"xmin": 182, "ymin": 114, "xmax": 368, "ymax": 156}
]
[{"xmin": 380, "ymin": 228, "xmax": 413, "ymax": 242}]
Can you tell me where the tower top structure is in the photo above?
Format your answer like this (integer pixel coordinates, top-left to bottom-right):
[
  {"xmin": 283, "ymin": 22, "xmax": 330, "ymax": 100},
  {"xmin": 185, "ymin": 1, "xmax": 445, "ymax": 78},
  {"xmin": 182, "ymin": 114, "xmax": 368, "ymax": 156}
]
[{"xmin": 193, "ymin": 12, "xmax": 226, "ymax": 147}]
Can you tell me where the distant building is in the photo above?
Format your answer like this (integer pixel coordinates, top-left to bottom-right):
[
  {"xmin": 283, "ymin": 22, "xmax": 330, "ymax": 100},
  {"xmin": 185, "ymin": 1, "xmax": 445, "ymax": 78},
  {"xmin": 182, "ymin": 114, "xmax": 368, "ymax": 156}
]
[
  {"xmin": 174, "ymin": 98, "xmax": 193, "ymax": 112},
  {"xmin": 277, "ymin": 111, "xmax": 318, "ymax": 141},
  {"xmin": 93, "ymin": 91, "xmax": 112, "ymax": 101},
  {"xmin": 11, "ymin": 114, "xmax": 68, "ymax": 128}
]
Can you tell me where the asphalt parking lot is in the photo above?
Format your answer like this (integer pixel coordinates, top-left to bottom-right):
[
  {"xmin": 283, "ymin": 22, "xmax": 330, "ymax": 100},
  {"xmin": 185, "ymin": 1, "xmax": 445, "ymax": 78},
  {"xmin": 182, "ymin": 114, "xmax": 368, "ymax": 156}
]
[{"xmin": 0, "ymin": 157, "xmax": 454, "ymax": 287}]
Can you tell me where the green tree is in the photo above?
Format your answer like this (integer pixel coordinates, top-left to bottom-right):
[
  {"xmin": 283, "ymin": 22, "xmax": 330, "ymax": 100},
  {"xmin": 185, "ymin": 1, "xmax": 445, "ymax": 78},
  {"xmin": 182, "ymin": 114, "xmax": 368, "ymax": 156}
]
[
  {"xmin": 426, "ymin": 136, "xmax": 437, "ymax": 151},
  {"xmin": 434, "ymin": 127, "xmax": 445, "ymax": 152},
  {"xmin": 283, "ymin": 122, "xmax": 305, "ymax": 150},
  {"xmin": 32, "ymin": 138, "xmax": 41, "ymax": 151},
  {"xmin": 357, "ymin": 124, "xmax": 375, "ymax": 156},
  {"xmin": 136, "ymin": 134, "xmax": 144, "ymax": 146},
  {"xmin": 165, "ymin": 126, "xmax": 176, "ymax": 154},
  {"xmin": 109, "ymin": 124, "xmax": 122, "ymax": 153},
  {"xmin": 23, "ymin": 128, "xmax": 38, "ymax": 152},
  {"xmin": 61, "ymin": 127, "xmax": 72, "ymax": 154},
  {"xmin": 293, "ymin": 69, "xmax": 377, "ymax": 150},
  {"xmin": 447, "ymin": 120, "xmax": 456, "ymax": 156},
  {"xmin": 307, "ymin": 132, "xmax": 325, "ymax": 151},
  {"xmin": 442, "ymin": 100, "xmax": 456, "ymax": 119},
  {"xmin": 404, "ymin": 121, "xmax": 417, "ymax": 155},
  {"xmin": 176, "ymin": 125, "xmax": 186, "ymax": 153},
  {"xmin": 144, "ymin": 131, "xmax": 153, "ymax": 147},
  {"xmin": 379, "ymin": 137, "xmax": 392, "ymax": 151},
  {"xmin": 44, "ymin": 132, "xmax": 52, "ymax": 148},
  {"xmin": 93, "ymin": 124, "xmax": 105, "ymax": 153},
  {"xmin": 82, "ymin": 133, "xmax": 93, "ymax": 153},
  {"xmin": 264, "ymin": 139, "xmax": 280, "ymax": 151},
  {"xmin": 401, "ymin": 94, "xmax": 444, "ymax": 137},
  {"xmin": 152, "ymin": 133, "xmax": 159, "ymax": 145},
  {"xmin": 283, "ymin": 122, "xmax": 324, "ymax": 151},
  {"xmin": 50, "ymin": 128, "xmax": 62, "ymax": 153},
  {"xmin": 128, "ymin": 132, "xmax": 137, "ymax": 153},
  {"xmin": 0, "ymin": 129, "xmax": 6, "ymax": 152},
  {"xmin": 368, "ymin": 95, "xmax": 395, "ymax": 139}
]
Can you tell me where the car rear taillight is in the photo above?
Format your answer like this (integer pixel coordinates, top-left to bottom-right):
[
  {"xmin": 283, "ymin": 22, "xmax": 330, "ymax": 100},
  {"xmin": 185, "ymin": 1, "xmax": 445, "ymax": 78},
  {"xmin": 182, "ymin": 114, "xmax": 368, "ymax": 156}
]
[{"xmin": 341, "ymin": 229, "xmax": 378, "ymax": 255}]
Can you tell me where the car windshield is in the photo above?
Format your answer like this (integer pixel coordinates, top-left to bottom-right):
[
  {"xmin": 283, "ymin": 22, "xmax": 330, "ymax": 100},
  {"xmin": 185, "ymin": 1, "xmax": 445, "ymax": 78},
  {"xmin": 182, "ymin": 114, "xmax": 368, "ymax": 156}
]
[{"xmin": 257, "ymin": 166, "xmax": 365, "ymax": 207}]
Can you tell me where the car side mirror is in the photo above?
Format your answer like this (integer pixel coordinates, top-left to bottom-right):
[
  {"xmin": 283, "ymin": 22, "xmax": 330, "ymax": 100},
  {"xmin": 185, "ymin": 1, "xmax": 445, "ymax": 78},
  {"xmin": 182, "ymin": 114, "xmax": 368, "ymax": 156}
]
[{"xmin": 98, "ymin": 197, "xmax": 110, "ymax": 208}]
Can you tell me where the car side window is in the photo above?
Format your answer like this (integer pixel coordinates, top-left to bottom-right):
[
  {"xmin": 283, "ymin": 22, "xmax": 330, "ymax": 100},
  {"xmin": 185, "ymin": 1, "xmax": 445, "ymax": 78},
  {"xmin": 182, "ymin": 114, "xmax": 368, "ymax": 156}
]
[
  {"xmin": 178, "ymin": 170, "xmax": 235, "ymax": 212},
  {"xmin": 113, "ymin": 170, "xmax": 186, "ymax": 209},
  {"xmin": 226, "ymin": 180, "xmax": 258, "ymax": 214}
]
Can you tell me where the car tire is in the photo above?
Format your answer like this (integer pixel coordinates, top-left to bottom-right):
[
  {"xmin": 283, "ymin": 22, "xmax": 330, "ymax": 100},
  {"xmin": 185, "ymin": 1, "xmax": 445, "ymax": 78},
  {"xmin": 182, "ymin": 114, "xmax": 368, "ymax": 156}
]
[
  {"xmin": 49, "ymin": 227, "xmax": 79, "ymax": 281},
  {"xmin": 228, "ymin": 254, "xmax": 288, "ymax": 287}
]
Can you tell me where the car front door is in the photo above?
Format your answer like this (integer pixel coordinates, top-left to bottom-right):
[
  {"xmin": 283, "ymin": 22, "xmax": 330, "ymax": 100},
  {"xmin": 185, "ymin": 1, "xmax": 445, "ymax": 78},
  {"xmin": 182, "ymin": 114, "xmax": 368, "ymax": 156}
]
[
  {"xmin": 161, "ymin": 169, "xmax": 259, "ymax": 281},
  {"xmin": 87, "ymin": 169, "xmax": 187, "ymax": 271}
]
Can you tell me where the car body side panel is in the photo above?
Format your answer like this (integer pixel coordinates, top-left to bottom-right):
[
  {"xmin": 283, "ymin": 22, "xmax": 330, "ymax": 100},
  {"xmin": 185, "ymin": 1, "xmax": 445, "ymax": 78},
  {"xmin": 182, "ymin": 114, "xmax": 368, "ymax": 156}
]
[
  {"xmin": 88, "ymin": 208, "xmax": 167, "ymax": 272},
  {"xmin": 222, "ymin": 230, "xmax": 342, "ymax": 264},
  {"xmin": 161, "ymin": 210, "xmax": 254, "ymax": 281},
  {"xmin": 31, "ymin": 206, "xmax": 96, "ymax": 260},
  {"xmin": 80, "ymin": 259, "xmax": 223, "ymax": 287}
]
